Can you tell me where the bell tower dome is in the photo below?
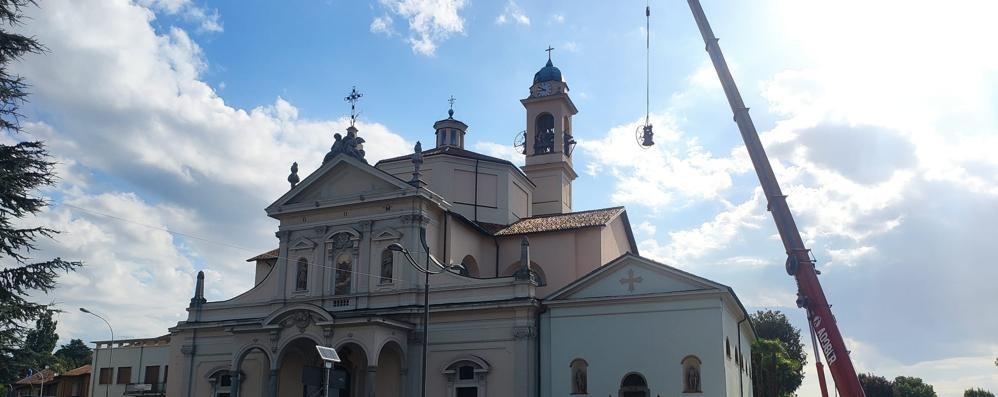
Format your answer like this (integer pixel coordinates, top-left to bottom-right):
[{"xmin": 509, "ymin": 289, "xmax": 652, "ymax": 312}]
[{"xmin": 521, "ymin": 51, "xmax": 578, "ymax": 216}]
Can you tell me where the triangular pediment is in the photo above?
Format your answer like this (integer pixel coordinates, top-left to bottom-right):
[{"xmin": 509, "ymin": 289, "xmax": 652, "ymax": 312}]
[
  {"xmin": 546, "ymin": 254, "xmax": 724, "ymax": 301},
  {"xmin": 267, "ymin": 154, "xmax": 413, "ymax": 215}
]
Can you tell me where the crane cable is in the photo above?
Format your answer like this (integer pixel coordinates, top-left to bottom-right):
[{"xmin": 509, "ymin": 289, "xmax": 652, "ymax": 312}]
[{"xmin": 645, "ymin": 0, "xmax": 651, "ymax": 127}]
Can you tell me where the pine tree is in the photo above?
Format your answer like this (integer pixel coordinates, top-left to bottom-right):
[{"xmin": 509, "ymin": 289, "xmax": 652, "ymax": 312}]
[{"xmin": 0, "ymin": 0, "xmax": 82, "ymax": 385}]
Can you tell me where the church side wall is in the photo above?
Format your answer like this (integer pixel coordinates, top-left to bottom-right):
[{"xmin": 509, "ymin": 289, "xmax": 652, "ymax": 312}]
[
  {"xmin": 600, "ymin": 217, "xmax": 634, "ymax": 264},
  {"xmin": 446, "ymin": 217, "xmax": 497, "ymax": 278},
  {"xmin": 720, "ymin": 300, "xmax": 754, "ymax": 397},
  {"xmin": 543, "ymin": 297, "xmax": 726, "ymax": 397}
]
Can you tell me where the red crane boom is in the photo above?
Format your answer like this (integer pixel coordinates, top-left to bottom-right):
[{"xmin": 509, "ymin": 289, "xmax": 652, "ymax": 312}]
[{"xmin": 684, "ymin": 1, "xmax": 867, "ymax": 396}]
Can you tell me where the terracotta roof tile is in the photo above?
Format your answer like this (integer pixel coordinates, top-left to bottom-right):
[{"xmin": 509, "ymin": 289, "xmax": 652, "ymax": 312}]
[
  {"xmin": 246, "ymin": 249, "xmax": 278, "ymax": 262},
  {"xmin": 63, "ymin": 365, "xmax": 91, "ymax": 377},
  {"xmin": 494, "ymin": 207, "xmax": 625, "ymax": 236},
  {"xmin": 16, "ymin": 369, "xmax": 56, "ymax": 385}
]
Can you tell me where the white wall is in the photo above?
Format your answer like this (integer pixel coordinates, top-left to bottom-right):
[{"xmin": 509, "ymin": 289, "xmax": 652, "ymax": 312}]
[{"xmin": 542, "ymin": 297, "xmax": 727, "ymax": 397}]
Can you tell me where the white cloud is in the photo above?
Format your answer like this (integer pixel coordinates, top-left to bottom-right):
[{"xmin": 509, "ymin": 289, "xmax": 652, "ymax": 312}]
[
  {"xmin": 579, "ymin": 113, "xmax": 743, "ymax": 210},
  {"xmin": 471, "ymin": 141, "xmax": 524, "ymax": 166},
  {"xmin": 561, "ymin": 41, "xmax": 579, "ymax": 53},
  {"xmin": 370, "ymin": 14, "xmax": 395, "ymax": 35},
  {"xmin": 551, "ymin": 13, "xmax": 564, "ymax": 24},
  {"xmin": 377, "ymin": 0, "xmax": 467, "ymax": 56},
  {"xmin": 13, "ymin": 0, "xmax": 411, "ymax": 343},
  {"xmin": 495, "ymin": 0, "xmax": 530, "ymax": 26},
  {"xmin": 137, "ymin": 0, "xmax": 222, "ymax": 33}
]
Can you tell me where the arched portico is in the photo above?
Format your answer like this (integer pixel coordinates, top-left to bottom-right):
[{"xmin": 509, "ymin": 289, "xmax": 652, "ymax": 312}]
[
  {"xmin": 277, "ymin": 337, "xmax": 326, "ymax": 397},
  {"xmin": 230, "ymin": 345, "xmax": 273, "ymax": 397},
  {"xmin": 333, "ymin": 341, "xmax": 369, "ymax": 397},
  {"xmin": 375, "ymin": 341, "xmax": 406, "ymax": 397}
]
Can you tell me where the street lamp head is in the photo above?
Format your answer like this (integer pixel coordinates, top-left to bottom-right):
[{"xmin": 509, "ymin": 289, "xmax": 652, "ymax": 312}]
[
  {"xmin": 79, "ymin": 307, "xmax": 90, "ymax": 314},
  {"xmin": 386, "ymin": 243, "xmax": 406, "ymax": 253}
]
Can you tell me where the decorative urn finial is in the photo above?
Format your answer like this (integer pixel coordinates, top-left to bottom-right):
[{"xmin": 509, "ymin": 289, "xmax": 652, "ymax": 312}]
[{"xmin": 287, "ymin": 162, "xmax": 300, "ymax": 189}]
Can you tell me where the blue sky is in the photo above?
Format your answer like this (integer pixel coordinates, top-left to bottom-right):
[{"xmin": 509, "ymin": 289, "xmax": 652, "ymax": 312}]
[{"xmin": 7, "ymin": 0, "xmax": 998, "ymax": 395}]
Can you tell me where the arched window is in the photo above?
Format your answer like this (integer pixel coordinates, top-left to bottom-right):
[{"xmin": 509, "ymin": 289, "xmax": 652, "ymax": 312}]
[
  {"xmin": 295, "ymin": 258, "xmax": 308, "ymax": 291},
  {"xmin": 619, "ymin": 373, "xmax": 648, "ymax": 397},
  {"xmin": 380, "ymin": 249, "xmax": 394, "ymax": 284},
  {"xmin": 460, "ymin": 255, "xmax": 479, "ymax": 277},
  {"xmin": 334, "ymin": 253, "xmax": 352, "ymax": 295},
  {"xmin": 443, "ymin": 356, "xmax": 490, "ymax": 397},
  {"xmin": 450, "ymin": 129, "xmax": 458, "ymax": 145},
  {"xmin": 682, "ymin": 355, "xmax": 702, "ymax": 393},
  {"xmin": 726, "ymin": 338, "xmax": 731, "ymax": 358},
  {"xmin": 208, "ymin": 370, "xmax": 233, "ymax": 397},
  {"xmin": 570, "ymin": 359, "xmax": 588, "ymax": 394},
  {"xmin": 502, "ymin": 261, "xmax": 547, "ymax": 286}
]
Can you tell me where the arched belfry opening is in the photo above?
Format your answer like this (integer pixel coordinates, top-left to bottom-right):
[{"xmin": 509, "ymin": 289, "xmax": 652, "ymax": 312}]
[{"xmin": 533, "ymin": 113, "xmax": 555, "ymax": 155}]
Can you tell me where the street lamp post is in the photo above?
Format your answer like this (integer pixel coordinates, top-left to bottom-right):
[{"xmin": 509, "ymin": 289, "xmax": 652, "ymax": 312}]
[
  {"xmin": 80, "ymin": 307, "xmax": 114, "ymax": 397},
  {"xmin": 387, "ymin": 239, "xmax": 464, "ymax": 397}
]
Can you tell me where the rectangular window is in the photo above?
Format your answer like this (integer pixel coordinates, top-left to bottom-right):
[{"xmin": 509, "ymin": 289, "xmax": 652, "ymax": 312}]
[
  {"xmin": 164, "ymin": 365, "xmax": 168, "ymax": 384},
  {"xmin": 144, "ymin": 365, "xmax": 160, "ymax": 384},
  {"xmin": 456, "ymin": 387, "xmax": 478, "ymax": 397},
  {"xmin": 116, "ymin": 367, "xmax": 132, "ymax": 384},
  {"xmin": 99, "ymin": 368, "xmax": 113, "ymax": 385}
]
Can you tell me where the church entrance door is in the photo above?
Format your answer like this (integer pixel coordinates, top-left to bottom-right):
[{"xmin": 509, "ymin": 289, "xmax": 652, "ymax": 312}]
[
  {"xmin": 277, "ymin": 338, "xmax": 324, "ymax": 397},
  {"xmin": 619, "ymin": 373, "xmax": 649, "ymax": 397}
]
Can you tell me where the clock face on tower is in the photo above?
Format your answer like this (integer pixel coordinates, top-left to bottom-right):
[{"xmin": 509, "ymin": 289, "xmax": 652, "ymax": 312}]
[{"xmin": 536, "ymin": 81, "xmax": 553, "ymax": 97}]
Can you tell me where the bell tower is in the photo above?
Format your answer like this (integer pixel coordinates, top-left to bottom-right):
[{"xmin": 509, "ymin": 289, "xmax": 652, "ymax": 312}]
[{"xmin": 521, "ymin": 50, "xmax": 578, "ymax": 216}]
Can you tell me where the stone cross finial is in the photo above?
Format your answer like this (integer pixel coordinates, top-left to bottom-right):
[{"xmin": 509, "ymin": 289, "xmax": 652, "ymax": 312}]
[
  {"xmin": 545, "ymin": 45, "xmax": 555, "ymax": 60},
  {"xmin": 447, "ymin": 95, "xmax": 456, "ymax": 118}
]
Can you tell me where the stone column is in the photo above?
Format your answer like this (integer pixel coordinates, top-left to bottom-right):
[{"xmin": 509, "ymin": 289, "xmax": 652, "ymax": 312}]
[
  {"xmin": 230, "ymin": 371, "xmax": 241, "ymax": 397},
  {"xmin": 268, "ymin": 369, "xmax": 279, "ymax": 397},
  {"xmin": 365, "ymin": 366, "xmax": 378, "ymax": 397}
]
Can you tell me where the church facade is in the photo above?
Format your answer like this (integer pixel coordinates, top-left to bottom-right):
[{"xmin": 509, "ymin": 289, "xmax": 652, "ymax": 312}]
[{"xmin": 165, "ymin": 57, "xmax": 755, "ymax": 397}]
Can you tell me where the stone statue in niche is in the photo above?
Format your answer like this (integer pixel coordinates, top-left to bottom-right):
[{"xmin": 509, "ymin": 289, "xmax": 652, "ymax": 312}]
[
  {"xmin": 572, "ymin": 365, "xmax": 587, "ymax": 394},
  {"xmin": 686, "ymin": 365, "xmax": 701, "ymax": 392}
]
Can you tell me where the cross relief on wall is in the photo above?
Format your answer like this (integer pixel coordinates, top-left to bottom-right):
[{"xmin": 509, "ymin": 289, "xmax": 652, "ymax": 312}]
[{"xmin": 619, "ymin": 269, "xmax": 643, "ymax": 292}]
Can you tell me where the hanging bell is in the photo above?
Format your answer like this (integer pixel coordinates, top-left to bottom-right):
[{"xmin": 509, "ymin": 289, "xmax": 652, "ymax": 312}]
[{"xmin": 641, "ymin": 124, "xmax": 655, "ymax": 147}]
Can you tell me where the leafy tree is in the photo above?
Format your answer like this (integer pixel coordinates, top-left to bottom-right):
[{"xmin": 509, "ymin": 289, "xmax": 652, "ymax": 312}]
[
  {"xmin": 54, "ymin": 338, "xmax": 92, "ymax": 370},
  {"xmin": 751, "ymin": 310, "xmax": 807, "ymax": 366},
  {"xmin": 750, "ymin": 310, "xmax": 806, "ymax": 395},
  {"xmin": 965, "ymin": 388, "xmax": 995, "ymax": 397},
  {"xmin": 893, "ymin": 376, "xmax": 936, "ymax": 397},
  {"xmin": 751, "ymin": 338, "xmax": 803, "ymax": 397},
  {"xmin": 0, "ymin": 0, "xmax": 82, "ymax": 386},
  {"xmin": 859, "ymin": 373, "xmax": 894, "ymax": 397}
]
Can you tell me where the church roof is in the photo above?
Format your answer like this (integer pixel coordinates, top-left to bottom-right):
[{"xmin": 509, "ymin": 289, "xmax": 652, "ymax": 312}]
[
  {"xmin": 246, "ymin": 248, "xmax": 278, "ymax": 262},
  {"xmin": 494, "ymin": 206, "xmax": 625, "ymax": 236},
  {"xmin": 533, "ymin": 59, "xmax": 563, "ymax": 84},
  {"xmin": 376, "ymin": 146, "xmax": 533, "ymax": 184}
]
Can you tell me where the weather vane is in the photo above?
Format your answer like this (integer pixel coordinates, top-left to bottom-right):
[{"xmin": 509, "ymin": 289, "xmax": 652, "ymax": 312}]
[
  {"xmin": 545, "ymin": 45, "xmax": 555, "ymax": 60},
  {"xmin": 447, "ymin": 95, "xmax": 456, "ymax": 117},
  {"xmin": 344, "ymin": 86, "xmax": 364, "ymax": 126}
]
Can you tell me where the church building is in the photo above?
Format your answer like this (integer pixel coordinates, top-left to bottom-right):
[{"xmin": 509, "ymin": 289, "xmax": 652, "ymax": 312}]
[{"xmin": 164, "ymin": 56, "xmax": 755, "ymax": 397}]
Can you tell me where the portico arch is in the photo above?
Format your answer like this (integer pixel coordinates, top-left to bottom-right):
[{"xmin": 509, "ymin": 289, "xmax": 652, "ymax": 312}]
[
  {"xmin": 332, "ymin": 341, "xmax": 370, "ymax": 397},
  {"xmin": 230, "ymin": 345, "xmax": 273, "ymax": 397},
  {"xmin": 277, "ymin": 337, "xmax": 324, "ymax": 397},
  {"xmin": 375, "ymin": 341, "xmax": 406, "ymax": 397}
]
